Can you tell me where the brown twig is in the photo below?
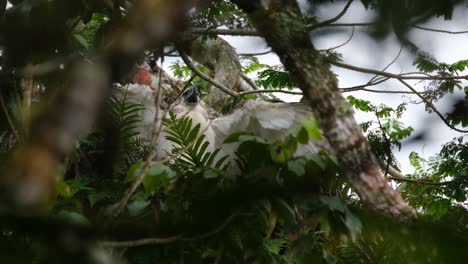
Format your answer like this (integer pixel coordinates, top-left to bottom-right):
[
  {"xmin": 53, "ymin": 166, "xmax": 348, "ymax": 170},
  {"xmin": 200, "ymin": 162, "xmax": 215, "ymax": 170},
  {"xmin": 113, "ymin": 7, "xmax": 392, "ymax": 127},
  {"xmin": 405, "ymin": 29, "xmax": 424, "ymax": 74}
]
[
  {"xmin": 379, "ymin": 160, "xmax": 453, "ymax": 186},
  {"xmin": 179, "ymin": 51, "xmax": 239, "ymax": 97},
  {"xmin": 240, "ymin": 73, "xmax": 259, "ymax": 90},
  {"xmin": 320, "ymin": 26, "xmax": 355, "ymax": 51},
  {"xmin": 21, "ymin": 76, "xmax": 33, "ymax": 137},
  {"xmin": 412, "ymin": 25, "xmax": 468, "ymax": 34},
  {"xmin": 239, "ymin": 89, "xmax": 302, "ymax": 96},
  {"xmin": 108, "ymin": 58, "xmax": 166, "ymax": 224},
  {"xmin": 238, "ymin": 49, "xmax": 272, "ymax": 56},
  {"xmin": 398, "ymin": 79, "xmax": 468, "ymax": 133},
  {"xmin": 387, "ymin": 175, "xmax": 452, "ymax": 186},
  {"xmin": 101, "ymin": 212, "xmax": 238, "ymax": 248},
  {"xmin": 331, "ymin": 60, "xmax": 468, "ymax": 81},
  {"xmin": 0, "ymin": 93, "xmax": 20, "ymax": 142},
  {"xmin": 190, "ymin": 27, "xmax": 259, "ymax": 36},
  {"xmin": 309, "ymin": 0, "xmax": 354, "ymax": 30},
  {"xmin": 341, "ymin": 87, "xmax": 417, "ymax": 94},
  {"xmin": 100, "ymin": 235, "xmax": 182, "ymax": 248},
  {"xmin": 17, "ymin": 54, "xmax": 80, "ymax": 77}
]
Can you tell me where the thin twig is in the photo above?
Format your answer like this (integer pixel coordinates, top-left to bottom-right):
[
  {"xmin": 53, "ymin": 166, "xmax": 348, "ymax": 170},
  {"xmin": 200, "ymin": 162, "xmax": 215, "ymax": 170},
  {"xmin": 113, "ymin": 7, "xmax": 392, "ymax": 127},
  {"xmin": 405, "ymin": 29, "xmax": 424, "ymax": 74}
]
[
  {"xmin": 375, "ymin": 112, "xmax": 392, "ymax": 177},
  {"xmin": 309, "ymin": 0, "xmax": 354, "ymax": 30},
  {"xmin": 398, "ymin": 79, "xmax": 468, "ymax": 133},
  {"xmin": 331, "ymin": 60, "xmax": 468, "ymax": 81},
  {"xmin": 339, "ymin": 78, "xmax": 389, "ymax": 91},
  {"xmin": 100, "ymin": 235, "xmax": 182, "ymax": 248},
  {"xmin": 182, "ymin": 213, "xmax": 238, "ymax": 241},
  {"xmin": 240, "ymin": 73, "xmax": 258, "ymax": 90},
  {"xmin": 101, "ymin": 212, "xmax": 238, "ymax": 248},
  {"xmin": 412, "ymin": 25, "xmax": 468, "ymax": 34},
  {"xmin": 21, "ymin": 76, "xmax": 33, "ymax": 137},
  {"xmin": 379, "ymin": 160, "xmax": 453, "ymax": 186},
  {"xmin": 320, "ymin": 26, "xmax": 355, "ymax": 51},
  {"xmin": 238, "ymin": 49, "xmax": 272, "ymax": 56},
  {"xmin": 323, "ymin": 22, "xmax": 376, "ymax": 28},
  {"xmin": 108, "ymin": 58, "xmax": 166, "ymax": 224},
  {"xmin": 186, "ymin": 23, "xmax": 468, "ymax": 39},
  {"xmin": 179, "ymin": 51, "xmax": 239, "ymax": 98},
  {"xmin": 0, "ymin": 93, "xmax": 20, "ymax": 142},
  {"xmin": 190, "ymin": 27, "xmax": 259, "ymax": 36},
  {"xmin": 368, "ymin": 45, "xmax": 403, "ymax": 84},
  {"xmin": 239, "ymin": 89, "xmax": 303, "ymax": 96},
  {"xmin": 17, "ymin": 53, "xmax": 80, "ymax": 77},
  {"xmin": 341, "ymin": 88, "xmax": 417, "ymax": 94},
  {"xmin": 387, "ymin": 176, "xmax": 452, "ymax": 186}
]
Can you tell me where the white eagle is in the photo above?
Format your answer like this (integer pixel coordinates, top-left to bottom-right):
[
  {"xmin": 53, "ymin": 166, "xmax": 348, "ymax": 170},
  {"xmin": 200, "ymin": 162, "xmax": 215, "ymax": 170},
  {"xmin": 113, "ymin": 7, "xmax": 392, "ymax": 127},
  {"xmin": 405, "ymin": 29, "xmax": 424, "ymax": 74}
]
[{"xmin": 120, "ymin": 84, "xmax": 328, "ymax": 169}]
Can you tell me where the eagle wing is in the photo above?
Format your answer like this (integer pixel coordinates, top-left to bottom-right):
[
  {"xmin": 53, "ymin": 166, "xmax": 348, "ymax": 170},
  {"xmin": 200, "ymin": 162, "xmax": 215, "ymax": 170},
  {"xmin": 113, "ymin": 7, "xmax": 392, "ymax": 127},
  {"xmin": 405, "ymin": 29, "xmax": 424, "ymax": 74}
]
[
  {"xmin": 212, "ymin": 100, "xmax": 312, "ymax": 145},
  {"xmin": 210, "ymin": 100, "xmax": 330, "ymax": 174}
]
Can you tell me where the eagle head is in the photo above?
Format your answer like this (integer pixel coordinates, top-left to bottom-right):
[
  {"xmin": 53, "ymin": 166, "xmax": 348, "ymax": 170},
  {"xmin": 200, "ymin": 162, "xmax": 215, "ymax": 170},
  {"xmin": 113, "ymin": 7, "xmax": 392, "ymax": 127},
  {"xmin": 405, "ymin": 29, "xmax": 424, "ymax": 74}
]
[{"xmin": 182, "ymin": 86, "xmax": 199, "ymax": 106}]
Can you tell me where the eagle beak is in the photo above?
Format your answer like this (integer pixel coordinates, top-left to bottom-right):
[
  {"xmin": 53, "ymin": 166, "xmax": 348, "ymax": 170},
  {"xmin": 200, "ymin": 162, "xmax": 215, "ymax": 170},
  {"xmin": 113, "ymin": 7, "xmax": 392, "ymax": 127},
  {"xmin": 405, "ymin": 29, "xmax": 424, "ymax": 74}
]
[{"xmin": 183, "ymin": 87, "xmax": 198, "ymax": 105}]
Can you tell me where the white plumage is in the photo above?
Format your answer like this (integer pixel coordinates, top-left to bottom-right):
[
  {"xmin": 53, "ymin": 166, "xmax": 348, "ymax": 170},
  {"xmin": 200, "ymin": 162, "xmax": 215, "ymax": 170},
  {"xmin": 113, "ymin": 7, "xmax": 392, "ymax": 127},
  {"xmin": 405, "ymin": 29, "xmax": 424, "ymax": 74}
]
[{"xmin": 116, "ymin": 84, "xmax": 328, "ymax": 168}]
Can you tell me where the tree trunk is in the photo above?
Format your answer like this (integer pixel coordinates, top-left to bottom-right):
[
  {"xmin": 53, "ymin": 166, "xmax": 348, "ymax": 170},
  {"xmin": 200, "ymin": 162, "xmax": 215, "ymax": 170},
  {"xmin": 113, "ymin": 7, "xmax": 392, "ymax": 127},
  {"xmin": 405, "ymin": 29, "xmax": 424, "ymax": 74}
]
[{"xmin": 233, "ymin": 0, "xmax": 415, "ymax": 220}]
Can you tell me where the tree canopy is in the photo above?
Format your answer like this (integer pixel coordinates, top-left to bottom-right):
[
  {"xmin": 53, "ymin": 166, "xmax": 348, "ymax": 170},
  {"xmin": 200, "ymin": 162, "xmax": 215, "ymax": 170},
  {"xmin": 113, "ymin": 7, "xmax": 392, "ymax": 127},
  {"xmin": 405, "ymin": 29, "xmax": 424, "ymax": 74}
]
[{"xmin": 0, "ymin": 0, "xmax": 467, "ymax": 263}]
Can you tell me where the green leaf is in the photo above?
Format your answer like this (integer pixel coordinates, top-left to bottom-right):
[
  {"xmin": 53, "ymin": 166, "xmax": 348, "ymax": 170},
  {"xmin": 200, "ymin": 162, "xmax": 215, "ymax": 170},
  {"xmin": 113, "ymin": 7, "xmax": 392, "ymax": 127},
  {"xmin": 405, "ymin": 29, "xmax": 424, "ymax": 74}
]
[
  {"xmin": 73, "ymin": 34, "xmax": 89, "ymax": 49},
  {"xmin": 413, "ymin": 52, "xmax": 440, "ymax": 73},
  {"xmin": 409, "ymin": 151, "xmax": 425, "ymax": 173},
  {"xmin": 297, "ymin": 126, "xmax": 309, "ymax": 144},
  {"xmin": 127, "ymin": 200, "xmax": 151, "ymax": 217},
  {"xmin": 288, "ymin": 158, "xmax": 306, "ymax": 176},
  {"xmin": 203, "ymin": 168, "xmax": 219, "ymax": 179},
  {"xmin": 256, "ymin": 65, "xmax": 295, "ymax": 89},
  {"xmin": 126, "ymin": 160, "xmax": 145, "ymax": 182},
  {"xmin": 143, "ymin": 164, "xmax": 176, "ymax": 194},
  {"xmin": 323, "ymin": 250, "xmax": 338, "ymax": 264},
  {"xmin": 342, "ymin": 209, "xmax": 362, "ymax": 241},
  {"xmin": 274, "ymin": 198, "xmax": 296, "ymax": 224},
  {"xmin": 302, "ymin": 118, "xmax": 321, "ymax": 140},
  {"xmin": 449, "ymin": 59, "xmax": 468, "ymax": 72},
  {"xmin": 57, "ymin": 211, "xmax": 90, "ymax": 226},
  {"xmin": 307, "ymin": 154, "xmax": 327, "ymax": 170},
  {"xmin": 224, "ymin": 132, "xmax": 267, "ymax": 144},
  {"xmin": 88, "ymin": 192, "xmax": 113, "ymax": 207},
  {"xmin": 270, "ymin": 142, "xmax": 292, "ymax": 163},
  {"xmin": 56, "ymin": 180, "xmax": 72, "ymax": 198},
  {"xmin": 265, "ymin": 239, "xmax": 288, "ymax": 255},
  {"xmin": 347, "ymin": 95, "xmax": 374, "ymax": 112},
  {"xmin": 321, "ymin": 196, "xmax": 346, "ymax": 213}
]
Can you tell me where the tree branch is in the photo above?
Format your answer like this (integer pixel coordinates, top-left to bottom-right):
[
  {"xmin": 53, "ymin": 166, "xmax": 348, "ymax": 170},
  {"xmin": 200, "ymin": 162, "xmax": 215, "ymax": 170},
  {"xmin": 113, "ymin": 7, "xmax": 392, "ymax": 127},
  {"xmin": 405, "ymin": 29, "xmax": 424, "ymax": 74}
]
[
  {"xmin": 100, "ymin": 235, "xmax": 182, "ymax": 248},
  {"xmin": 239, "ymin": 89, "xmax": 302, "ymax": 96},
  {"xmin": 341, "ymin": 88, "xmax": 417, "ymax": 94},
  {"xmin": 331, "ymin": 60, "xmax": 468, "ymax": 81},
  {"xmin": 178, "ymin": 51, "xmax": 239, "ymax": 98},
  {"xmin": 101, "ymin": 213, "xmax": 238, "ymax": 248},
  {"xmin": 233, "ymin": 0, "xmax": 416, "ymax": 220},
  {"xmin": 108, "ymin": 60, "xmax": 166, "ymax": 224},
  {"xmin": 320, "ymin": 27, "xmax": 355, "ymax": 51},
  {"xmin": 238, "ymin": 49, "xmax": 272, "ymax": 56},
  {"xmin": 412, "ymin": 25, "xmax": 468, "ymax": 34},
  {"xmin": 379, "ymin": 161, "xmax": 453, "ymax": 186},
  {"xmin": 387, "ymin": 175, "xmax": 452, "ymax": 186},
  {"xmin": 0, "ymin": 92, "xmax": 20, "ymax": 142},
  {"xmin": 397, "ymin": 79, "xmax": 468, "ymax": 133},
  {"xmin": 190, "ymin": 27, "xmax": 259, "ymax": 36}
]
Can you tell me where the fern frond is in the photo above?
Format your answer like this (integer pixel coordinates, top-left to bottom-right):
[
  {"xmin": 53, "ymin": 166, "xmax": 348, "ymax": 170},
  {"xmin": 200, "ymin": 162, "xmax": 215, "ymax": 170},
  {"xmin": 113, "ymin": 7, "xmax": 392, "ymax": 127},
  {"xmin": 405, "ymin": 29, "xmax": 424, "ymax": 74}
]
[
  {"xmin": 256, "ymin": 65, "xmax": 295, "ymax": 90},
  {"xmin": 162, "ymin": 113, "xmax": 228, "ymax": 170},
  {"xmin": 77, "ymin": 87, "xmax": 150, "ymax": 176}
]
